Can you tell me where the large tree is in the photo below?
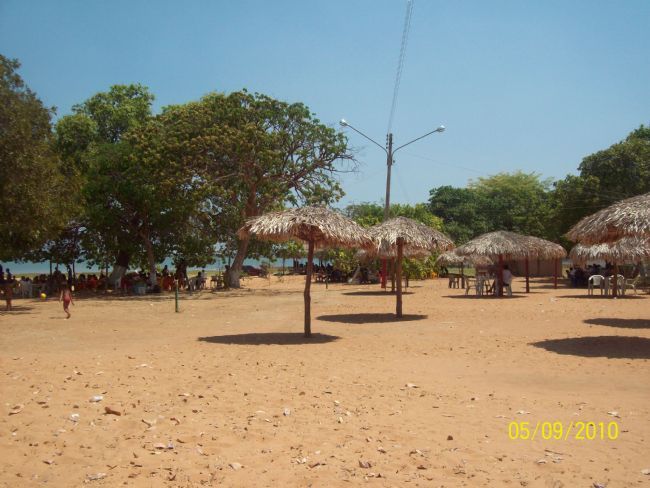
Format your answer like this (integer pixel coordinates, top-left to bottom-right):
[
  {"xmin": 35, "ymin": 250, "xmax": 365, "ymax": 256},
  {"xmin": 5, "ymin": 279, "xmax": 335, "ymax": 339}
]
[
  {"xmin": 151, "ymin": 90, "xmax": 355, "ymax": 287},
  {"xmin": 54, "ymin": 84, "xmax": 155, "ymax": 273},
  {"xmin": 428, "ymin": 186, "xmax": 489, "ymax": 244},
  {"xmin": 469, "ymin": 171, "xmax": 554, "ymax": 238},
  {"xmin": 82, "ymin": 126, "xmax": 212, "ymax": 286},
  {"xmin": 0, "ymin": 55, "xmax": 69, "ymax": 261},
  {"xmin": 552, "ymin": 125, "xmax": 650, "ymax": 242}
]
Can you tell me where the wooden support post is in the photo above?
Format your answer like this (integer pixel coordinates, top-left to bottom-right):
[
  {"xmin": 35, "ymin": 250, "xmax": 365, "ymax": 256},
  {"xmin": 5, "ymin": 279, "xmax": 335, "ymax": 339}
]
[
  {"xmin": 498, "ymin": 254, "xmax": 504, "ymax": 297},
  {"xmin": 612, "ymin": 262, "xmax": 618, "ymax": 298},
  {"xmin": 396, "ymin": 239, "xmax": 403, "ymax": 317},
  {"xmin": 554, "ymin": 258, "xmax": 558, "ymax": 289},
  {"xmin": 304, "ymin": 240, "xmax": 315, "ymax": 337},
  {"xmin": 525, "ymin": 258, "xmax": 530, "ymax": 293}
]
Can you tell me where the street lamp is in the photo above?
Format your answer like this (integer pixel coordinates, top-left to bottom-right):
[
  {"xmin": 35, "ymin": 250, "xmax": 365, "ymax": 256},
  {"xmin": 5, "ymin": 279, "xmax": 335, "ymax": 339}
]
[
  {"xmin": 340, "ymin": 119, "xmax": 445, "ymax": 289},
  {"xmin": 339, "ymin": 119, "xmax": 445, "ymax": 221}
]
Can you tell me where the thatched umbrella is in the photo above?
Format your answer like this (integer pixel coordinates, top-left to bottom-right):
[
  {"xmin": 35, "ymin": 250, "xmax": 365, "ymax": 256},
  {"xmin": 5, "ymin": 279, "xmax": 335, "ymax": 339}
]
[
  {"xmin": 455, "ymin": 231, "xmax": 566, "ymax": 295},
  {"xmin": 356, "ymin": 246, "xmax": 431, "ymax": 260},
  {"xmin": 238, "ymin": 206, "xmax": 373, "ymax": 337},
  {"xmin": 567, "ymin": 192, "xmax": 650, "ymax": 245},
  {"xmin": 368, "ymin": 217, "xmax": 454, "ymax": 317},
  {"xmin": 567, "ymin": 192, "xmax": 650, "ymax": 297},
  {"xmin": 435, "ymin": 250, "xmax": 494, "ymax": 267},
  {"xmin": 569, "ymin": 236, "xmax": 650, "ymax": 264}
]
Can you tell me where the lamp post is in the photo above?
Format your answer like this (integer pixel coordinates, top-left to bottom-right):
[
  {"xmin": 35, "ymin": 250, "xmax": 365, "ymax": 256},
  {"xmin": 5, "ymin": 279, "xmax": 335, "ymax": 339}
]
[{"xmin": 340, "ymin": 120, "xmax": 445, "ymax": 287}]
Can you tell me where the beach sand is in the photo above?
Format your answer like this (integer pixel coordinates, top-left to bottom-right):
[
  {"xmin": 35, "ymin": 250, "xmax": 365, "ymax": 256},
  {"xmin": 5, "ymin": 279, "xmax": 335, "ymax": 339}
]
[{"xmin": 1, "ymin": 276, "xmax": 648, "ymax": 487}]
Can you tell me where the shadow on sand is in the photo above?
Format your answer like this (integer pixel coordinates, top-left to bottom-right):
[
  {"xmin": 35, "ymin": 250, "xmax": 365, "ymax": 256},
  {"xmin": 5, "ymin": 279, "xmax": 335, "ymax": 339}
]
[
  {"xmin": 317, "ymin": 313, "xmax": 427, "ymax": 324},
  {"xmin": 555, "ymin": 294, "xmax": 646, "ymax": 300},
  {"xmin": 342, "ymin": 290, "xmax": 414, "ymax": 296},
  {"xmin": 584, "ymin": 318, "xmax": 650, "ymax": 329},
  {"xmin": 530, "ymin": 336, "xmax": 650, "ymax": 359},
  {"xmin": 0, "ymin": 305, "xmax": 35, "ymax": 316},
  {"xmin": 441, "ymin": 294, "xmax": 526, "ymax": 299},
  {"xmin": 198, "ymin": 332, "xmax": 339, "ymax": 345}
]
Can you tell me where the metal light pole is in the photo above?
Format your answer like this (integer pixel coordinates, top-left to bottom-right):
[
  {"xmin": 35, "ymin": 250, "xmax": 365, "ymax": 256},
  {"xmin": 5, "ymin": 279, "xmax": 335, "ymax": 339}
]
[
  {"xmin": 340, "ymin": 120, "xmax": 445, "ymax": 219},
  {"xmin": 340, "ymin": 120, "xmax": 445, "ymax": 287}
]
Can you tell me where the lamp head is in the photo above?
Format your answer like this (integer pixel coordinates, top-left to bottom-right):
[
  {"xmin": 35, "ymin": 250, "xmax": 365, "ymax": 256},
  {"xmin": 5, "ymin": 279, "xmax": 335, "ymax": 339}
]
[
  {"xmin": 339, "ymin": 119, "xmax": 348, "ymax": 127},
  {"xmin": 437, "ymin": 125, "xmax": 445, "ymax": 132}
]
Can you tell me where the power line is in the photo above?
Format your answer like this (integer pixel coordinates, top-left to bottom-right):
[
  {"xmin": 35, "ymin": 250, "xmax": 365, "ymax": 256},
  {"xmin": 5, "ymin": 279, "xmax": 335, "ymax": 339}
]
[
  {"xmin": 387, "ymin": 0, "xmax": 414, "ymax": 134},
  {"xmin": 403, "ymin": 151, "xmax": 487, "ymax": 175}
]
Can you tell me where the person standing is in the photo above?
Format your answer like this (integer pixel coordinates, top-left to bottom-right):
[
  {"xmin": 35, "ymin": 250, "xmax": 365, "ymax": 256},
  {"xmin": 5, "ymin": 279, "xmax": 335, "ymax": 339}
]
[
  {"xmin": 2, "ymin": 270, "xmax": 13, "ymax": 311},
  {"xmin": 59, "ymin": 283, "xmax": 74, "ymax": 319}
]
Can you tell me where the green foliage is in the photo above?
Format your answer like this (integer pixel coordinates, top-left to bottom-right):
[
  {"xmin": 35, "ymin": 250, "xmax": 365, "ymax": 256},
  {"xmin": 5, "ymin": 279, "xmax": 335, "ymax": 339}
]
[
  {"xmin": 402, "ymin": 255, "xmax": 438, "ymax": 280},
  {"xmin": 274, "ymin": 240, "xmax": 306, "ymax": 261},
  {"xmin": 469, "ymin": 171, "xmax": 553, "ymax": 238},
  {"xmin": 154, "ymin": 90, "xmax": 356, "ymax": 285},
  {"xmin": 344, "ymin": 202, "xmax": 443, "ymax": 229},
  {"xmin": 551, "ymin": 125, "xmax": 650, "ymax": 242},
  {"xmin": 429, "ymin": 172, "xmax": 554, "ymax": 243},
  {"xmin": 428, "ymin": 186, "xmax": 488, "ymax": 244},
  {"xmin": 0, "ymin": 55, "xmax": 70, "ymax": 260},
  {"xmin": 71, "ymin": 84, "xmax": 154, "ymax": 143}
]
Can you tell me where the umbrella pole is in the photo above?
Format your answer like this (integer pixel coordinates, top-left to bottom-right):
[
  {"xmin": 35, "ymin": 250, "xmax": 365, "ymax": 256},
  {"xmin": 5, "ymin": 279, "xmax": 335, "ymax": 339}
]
[
  {"xmin": 554, "ymin": 258, "xmax": 558, "ymax": 289},
  {"xmin": 612, "ymin": 262, "xmax": 618, "ymax": 298},
  {"xmin": 304, "ymin": 240, "xmax": 315, "ymax": 337},
  {"xmin": 498, "ymin": 254, "xmax": 504, "ymax": 297},
  {"xmin": 396, "ymin": 239, "xmax": 403, "ymax": 317},
  {"xmin": 381, "ymin": 259, "xmax": 387, "ymax": 289},
  {"xmin": 525, "ymin": 258, "xmax": 530, "ymax": 293}
]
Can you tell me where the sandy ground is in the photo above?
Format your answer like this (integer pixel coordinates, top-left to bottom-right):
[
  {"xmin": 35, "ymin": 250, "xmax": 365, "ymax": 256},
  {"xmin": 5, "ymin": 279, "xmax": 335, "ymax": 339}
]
[{"xmin": 1, "ymin": 276, "xmax": 649, "ymax": 487}]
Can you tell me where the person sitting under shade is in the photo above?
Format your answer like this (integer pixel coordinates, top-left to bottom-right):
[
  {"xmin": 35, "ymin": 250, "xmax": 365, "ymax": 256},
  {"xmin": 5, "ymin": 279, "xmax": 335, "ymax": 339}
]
[{"xmin": 501, "ymin": 265, "xmax": 513, "ymax": 296}]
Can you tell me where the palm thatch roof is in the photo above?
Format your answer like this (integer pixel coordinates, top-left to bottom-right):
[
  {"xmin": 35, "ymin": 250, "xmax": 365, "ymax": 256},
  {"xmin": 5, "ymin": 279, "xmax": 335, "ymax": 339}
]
[
  {"xmin": 566, "ymin": 192, "xmax": 650, "ymax": 244},
  {"xmin": 368, "ymin": 217, "xmax": 454, "ymax": 255},
  {"xmin": 238, "ymin": 206, "xmax": 373, "ymax": 249},
  {"xmin": 569, "ymin": 236, "xmax": 650, "ymax": 264},
  {"xmin": 455, "ymin": 231, "xmax": 566, "ymax": 260},
  {"xmin": 435, "ymin": 250, "xmax": 493, "ymax": 267},
  {"xmin": 356, "ymin": 246, "xmax": 431, "ymax": 261},
  {"xmin": 524, "ymin": 235, "xmax": 567, "ymax": 259}
]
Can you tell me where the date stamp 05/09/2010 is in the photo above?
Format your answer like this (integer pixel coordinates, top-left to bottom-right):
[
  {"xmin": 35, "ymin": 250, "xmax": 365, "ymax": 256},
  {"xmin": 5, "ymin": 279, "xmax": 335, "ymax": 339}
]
[{"xmin": 508, "ymin": 421, "xmax": 620, "ymax": 441}]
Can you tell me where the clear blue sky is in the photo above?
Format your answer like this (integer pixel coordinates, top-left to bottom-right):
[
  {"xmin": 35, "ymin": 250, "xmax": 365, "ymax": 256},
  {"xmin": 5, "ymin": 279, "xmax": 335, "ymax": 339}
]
[{"xmin": 2, "ymin": 0, "xmax": 649, "ymax": 208}]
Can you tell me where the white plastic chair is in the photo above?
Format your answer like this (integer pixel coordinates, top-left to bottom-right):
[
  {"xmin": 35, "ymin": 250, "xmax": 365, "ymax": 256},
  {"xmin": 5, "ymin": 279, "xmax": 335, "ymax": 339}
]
[{"xmin": 588, "ymin": 275, "xmax": 605, "ymax": 295}]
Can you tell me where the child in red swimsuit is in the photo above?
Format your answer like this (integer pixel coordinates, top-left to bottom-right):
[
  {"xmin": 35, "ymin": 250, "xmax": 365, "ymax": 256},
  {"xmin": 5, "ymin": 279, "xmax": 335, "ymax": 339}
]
[{"xmin": 59, "ymin": 284, "xmax": 74, "ymax": 319}]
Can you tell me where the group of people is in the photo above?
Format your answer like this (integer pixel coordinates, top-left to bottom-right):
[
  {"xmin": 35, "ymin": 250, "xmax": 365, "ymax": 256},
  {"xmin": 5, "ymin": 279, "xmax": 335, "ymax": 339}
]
[
  {"xmin": 0, "ymin": 265, "xmax": 73, "ymax": 316},
  {"xmin": 565, "ymin": 263, "xmax": 624, "ymax": 287},
  {"xmin": 312, "ymin": 263, "xmax": 349, "ymax": 283}
]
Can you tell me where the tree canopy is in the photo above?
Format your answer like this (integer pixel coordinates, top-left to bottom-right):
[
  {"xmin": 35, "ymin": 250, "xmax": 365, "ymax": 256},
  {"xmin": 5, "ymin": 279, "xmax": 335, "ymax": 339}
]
[
  {"xmin": 0, "ymin": 55, "xmax": 69, "ymax": 261},
  {"xmin": 151, "ymin": 90, "xmax": 356, "ymax": 286}
]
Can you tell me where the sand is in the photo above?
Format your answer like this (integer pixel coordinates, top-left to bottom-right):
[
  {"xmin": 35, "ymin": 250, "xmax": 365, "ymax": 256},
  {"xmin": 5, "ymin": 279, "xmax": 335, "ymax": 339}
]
[{"xmin": 1, "ymin": 276, "xmax": 649, "ymax": 487}]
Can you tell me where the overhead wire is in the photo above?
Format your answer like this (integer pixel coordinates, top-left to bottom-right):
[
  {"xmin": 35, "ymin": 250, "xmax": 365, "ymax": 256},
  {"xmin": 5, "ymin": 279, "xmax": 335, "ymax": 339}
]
[{"xmin": 387, "ymin": 0, "xmax": 414, "ymax": 135}]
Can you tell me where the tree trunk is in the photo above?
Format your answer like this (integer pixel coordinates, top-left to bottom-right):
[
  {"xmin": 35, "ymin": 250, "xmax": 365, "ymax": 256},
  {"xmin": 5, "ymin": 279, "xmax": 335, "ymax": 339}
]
[
  {"xmin": 228, "ymin": 235, "xmax": 251, "ymax": 288},
  {"xmin": 304, "ymin": 240, "xmax": 314, "ymax": 337},
  {"xmin": 396, "ymin": 239, "xmax": 403, "ymax": 317},
  {"xmin": 109, "ymin": 250, "xmax": 130, "ymax": 288},
  {"xmin": 553, "ymin": 258, "xmax": 558, "ymax": 289},
  {"xmin": 143, "ymin": 237, "xmax": 157, "ymax": 286}
]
